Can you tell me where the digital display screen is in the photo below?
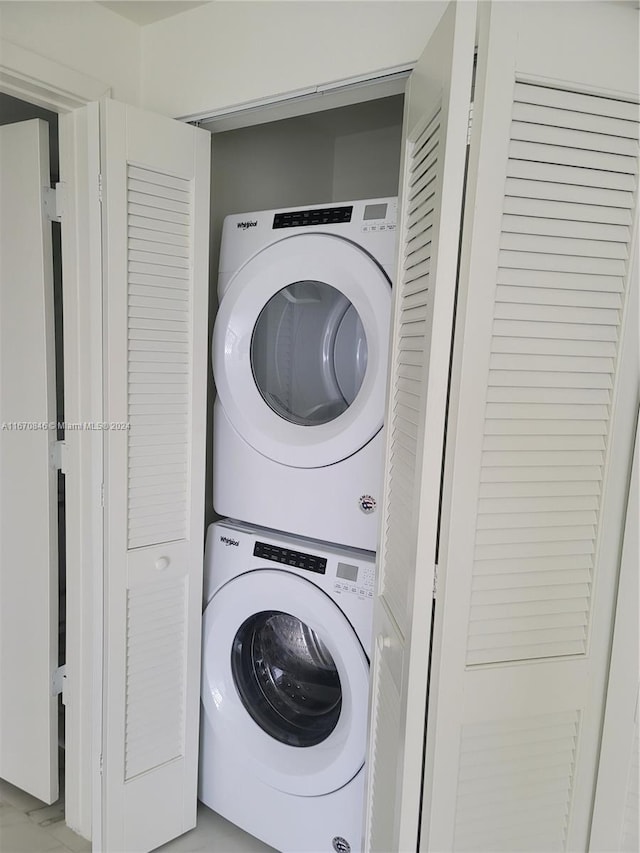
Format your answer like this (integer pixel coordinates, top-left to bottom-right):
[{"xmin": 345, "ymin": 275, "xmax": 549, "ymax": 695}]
[
  {"xmin": 336, "ymin": 562, "xmax": 358, "ymax": 582},
  {"xmin": 363, "ymin": 203, "xmax": 388, "ymax": 221}
]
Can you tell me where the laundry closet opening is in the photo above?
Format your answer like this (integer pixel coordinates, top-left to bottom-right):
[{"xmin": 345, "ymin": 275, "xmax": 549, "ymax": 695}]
[{"xmin": 204, "ymin": 93, "xmax": 405, "ymax": 526}]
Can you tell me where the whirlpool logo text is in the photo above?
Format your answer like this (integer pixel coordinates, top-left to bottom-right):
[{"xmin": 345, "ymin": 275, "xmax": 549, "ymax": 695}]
[
  {"xmin": 236, "ymin": 220, "xmax": 257, "ymax": 230},
  {"xmin": 220, "ymin": 536, "xmax": 240, "ymax": 547}
]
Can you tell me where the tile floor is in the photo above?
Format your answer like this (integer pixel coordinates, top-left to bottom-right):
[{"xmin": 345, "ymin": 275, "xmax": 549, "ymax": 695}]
[
  {"xmin": 0, "ymin": 778, "xmax": 276, "ymax": 853},
  {"xmin": 0, "ymin": 778, "xmax": 89, "ymax": 853}
]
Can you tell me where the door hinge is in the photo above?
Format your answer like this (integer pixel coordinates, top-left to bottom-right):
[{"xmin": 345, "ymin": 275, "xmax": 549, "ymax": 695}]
[
  {"xmin": 51, "ymin": 664, "xmax": 67, "ymax": 702},
  {"xmin": 50, "ymin": 440, "xmax": 67, "ymax": 474},
  {"xmin": 97, "ymin": 173, "xmax": 103, "ymax": 203},
  {"xmin": 432, "ymin": 564, "xmax": 439, "ymax": 599},
  {"xmin": 43, "ymin": 183, "xmax": 63, "ymax": 222},
  {"xmin": 100, "ymin": 482, "xmax": 105, "ymax": 507},
  {"xmin": 466, "ymin": 102, "xmax": 474, "ymax": 146}
]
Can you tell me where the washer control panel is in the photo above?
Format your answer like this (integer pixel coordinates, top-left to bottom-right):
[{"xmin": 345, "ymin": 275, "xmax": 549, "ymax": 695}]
[
  {"xmin": 250, "ymin": 532, "xmax": 375, "ymax": 600},
  {"xmin": 333, "ymin": 560, "xmax": 375, "ymax": 599}
]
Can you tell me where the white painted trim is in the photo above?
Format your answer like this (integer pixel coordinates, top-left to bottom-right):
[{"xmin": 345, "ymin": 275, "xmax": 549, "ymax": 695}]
[
  {"xmin": 58, "ymin": 103, "xmax": 103, "ymax": 842},
  {"xmin": 0, "ymin": 39, "xmax": 110, "ymax": 112},
  {"xmin": 188, "ymin": 65, "xmax": 412, "ymax": 133}
]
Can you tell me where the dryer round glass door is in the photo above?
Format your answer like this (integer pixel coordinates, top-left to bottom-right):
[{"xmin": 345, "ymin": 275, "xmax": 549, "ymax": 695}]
[
  {"xmin": 201, "ymin": 569, "xmax": 370, "ymax": 796},
  {"xmin": 251, "ymin": 281, "xmax": 367, "ymax": 427},
  {"xmin": 212, "ymin": 233, "xmax": 391, "ymax": 468}
]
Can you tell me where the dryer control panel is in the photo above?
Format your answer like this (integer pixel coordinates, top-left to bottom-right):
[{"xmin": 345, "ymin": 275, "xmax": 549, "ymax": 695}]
[
  {"xmin": 273, "ymin": 205, "xmax": 352, "ymax": 229},
  {"xmin": 360, "ymin": 200, "xmax": 396, "ymax": 234}
]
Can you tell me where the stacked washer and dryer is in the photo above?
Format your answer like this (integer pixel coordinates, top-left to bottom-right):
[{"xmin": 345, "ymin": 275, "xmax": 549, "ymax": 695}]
[{"xmin": 200, "ymin": 198, "xmax": 397, "ymax": 853}]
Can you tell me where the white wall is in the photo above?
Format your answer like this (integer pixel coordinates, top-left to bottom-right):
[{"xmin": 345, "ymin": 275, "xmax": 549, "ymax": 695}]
[
  {"xmin": 140, "ymin": 1, "xmax": 446, "ymax": 118},
  {"xmin": 0, "ymin": 1, "xmax": 141, "ymax": 104}
]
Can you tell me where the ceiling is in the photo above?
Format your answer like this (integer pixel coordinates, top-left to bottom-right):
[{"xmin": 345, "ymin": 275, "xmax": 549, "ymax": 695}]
[{"xmin": 98, "ymin": 1, "xmax": 209, "ymax": 26}]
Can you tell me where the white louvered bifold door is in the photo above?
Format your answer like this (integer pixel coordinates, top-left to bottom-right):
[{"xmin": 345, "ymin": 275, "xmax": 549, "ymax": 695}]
[
  {"xmin": 0, "ymin": 119, "xmax": 58, "ymax": 805},
  {"xmin": 421, "ymin": 3, "xmax": 639, "ymax": 852},
  {"xmin": 99, "ymin": 100, "xmax": 210, "ymax": 853},
  {"xmin": 364, "ymin": 4, "xmax": 476, "ymax": 851}
]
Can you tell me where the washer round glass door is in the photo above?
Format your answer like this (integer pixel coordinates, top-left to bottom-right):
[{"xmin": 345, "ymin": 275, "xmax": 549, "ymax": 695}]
[
  {"xmin": 212, "ymin": 233, "xmax": 391, "ymax": 468},
  {"xmin": 231, "ymin": 610, "xmax": 342, "ymax": 747},
  {"xmin": 201, "ymin": 570, "xmax": 369, "ymax": 796}
]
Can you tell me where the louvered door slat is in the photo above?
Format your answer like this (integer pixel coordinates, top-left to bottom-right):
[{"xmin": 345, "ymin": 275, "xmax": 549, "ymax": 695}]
[
  {"xmin": 129, "ymin": 225, "xmax": 189, "ymax": 245},
  {"xmin": 504, "ymin": 194, "xmax": 633, "ymax": 226},
  {"xmin": 410, "ymin": 134, "xmax": 440, "ymax": 177},
  {"xmin": 127, "ymin": 178, "xmax": 190, "ymax": 203},
  {"xmin": 488, "ymin": 374, "xmax": 612, "ymax": 394},
  {"xmin": 497, "ymin": 266, "xmax": 625, "ymax": 292},
  {"xmin": 505, "ymin": 177, "xmax": 633, "ymax": 208},
  {"xmin": 495, "ymin": 285, "xmax": 622, "ymax": 310},
  {"xmin": 409, "ymin": 175, "xmax": 437, "ymax": 210},
  {"xmin": 513, "ymin": 81, "xmax": 638, "ymax": 120},
  {"xmin": 502, "ymin": 214, "xmax": 630, "ymax": 243},
  {"xmin": 128, "ymin": 165, "xmax": 191, "ymax": 190},
  {"xmin": 408, "ymin": 204, "xmax": 435, "ymax": 235},
  {"xmin": 511, "ymin": 101, "xmax": 638, "ymax": 138},
  {"xmin": 509, "ymin": 120, "xmax": 638, "ymax": 155},
  {"xmin": 129, "ymin": 240, "xmax": 190, "ymax": 259},
  {"xmin": 507, "ymin": 157, "xmax": 635, "ymax": 191},
  {"xmin": 479, "ymin": 493, "xmax": 599, "ymax": 511},
  {"xmin": 499, "ymin": 250, "xmax": 625, "ymax": 277},
  {"xmin": 500, "ymin": 231, "xmax": 628, "ymax": 260},
  {"xmin": 509, "ymin": 139, "xmax": 636, "ymax": 173}
]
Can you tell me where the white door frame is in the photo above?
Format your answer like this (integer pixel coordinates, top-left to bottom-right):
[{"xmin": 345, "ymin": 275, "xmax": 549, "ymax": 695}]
[
  {"xmin": 0, "ymin": 39, "xmax": 109, "ymax": 111},
  {"xmin": 0, "ymin": 38, "xmax": 109, "ymax": 841}
]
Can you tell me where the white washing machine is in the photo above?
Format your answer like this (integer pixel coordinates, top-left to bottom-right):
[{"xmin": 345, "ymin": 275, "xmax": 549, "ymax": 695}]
[
  {"xmin": 199, "ymin": 519, "xmax": 375, "ymax": 853},
  {"xmin": 212, "ymin": 197, "xmax": 397, "ymax": 551}
]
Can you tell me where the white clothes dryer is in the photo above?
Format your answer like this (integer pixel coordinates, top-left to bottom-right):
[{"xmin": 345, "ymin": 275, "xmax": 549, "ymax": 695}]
[
  {"xmin": 199, "ymin": 519, "xmax": 375, "ymax": 853},
  {"xmin": 212, "ymin": 198, "xmax": 397, "ymax": 551}
]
